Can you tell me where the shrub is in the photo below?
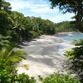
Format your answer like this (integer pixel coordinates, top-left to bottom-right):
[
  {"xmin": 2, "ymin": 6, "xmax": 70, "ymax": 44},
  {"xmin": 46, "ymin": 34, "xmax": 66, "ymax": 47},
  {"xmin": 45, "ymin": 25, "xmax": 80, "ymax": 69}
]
[
  {"xmin": 0, "ymin": 34, "xmax": 10, "ymax": 49},
  {"xmin": 38, "ymin": 30, "xmax": 43, "ymax": 35},
  {"xmin": 64, "ymin": 39, "xmax": 83, "ymax": 82},
  {"xmin": 0, "ymin": 58, "xmax": 80, "ymax": 83},
  {"xmin": 0, "ymin": 59, "xmax": 17, "ymax": 83},
  {"xmin": 29, "ymin": 31, "xmax": 39, "ymax": 38},
  {"xmin": 0, "ymin": 64, "xmax": 80, "ymax": 83},
  {"xmin": 0, "ymin": 10, "xmax": 12, "ymax": 35},
  {"xmin": 7, "ymin": 30, "xmax": 19, "ymax": 42},
  {"xmin": 38, "ymin": 72, "xmax": 80, "ymax": 83},
  {"xmin": 0, "ymin": 59, "xmax": 36, "ymax": 83}
]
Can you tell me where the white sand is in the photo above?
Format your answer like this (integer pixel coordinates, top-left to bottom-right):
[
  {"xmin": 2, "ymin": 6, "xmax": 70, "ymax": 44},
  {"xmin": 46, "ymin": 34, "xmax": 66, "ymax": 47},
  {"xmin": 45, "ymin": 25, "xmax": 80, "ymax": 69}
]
[{"xmin": 17, "ymin": 35, "xmax": 74, "ymax": 79}]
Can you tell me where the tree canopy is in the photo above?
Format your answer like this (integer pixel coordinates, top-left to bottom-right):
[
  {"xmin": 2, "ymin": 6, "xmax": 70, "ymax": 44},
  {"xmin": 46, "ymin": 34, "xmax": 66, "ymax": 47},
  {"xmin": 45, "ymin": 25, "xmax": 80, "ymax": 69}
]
[
  {"xmin": 0, "ymin": 0, "xmax": 11, "ymax": 14},
  {"xmin": 55, "ymin": 21, "xmax": 78, "ymax": 32},
  {"xmin": 49, "ymin": 0, "xmax": 83, "ymax": 32}
]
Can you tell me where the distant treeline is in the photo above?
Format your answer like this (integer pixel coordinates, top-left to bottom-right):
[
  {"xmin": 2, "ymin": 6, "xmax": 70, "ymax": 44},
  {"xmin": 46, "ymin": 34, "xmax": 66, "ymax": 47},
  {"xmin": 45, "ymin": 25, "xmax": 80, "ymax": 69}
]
[{"xmin": 55, "ymin": 21, "xmax": 78, "ymax": 32}]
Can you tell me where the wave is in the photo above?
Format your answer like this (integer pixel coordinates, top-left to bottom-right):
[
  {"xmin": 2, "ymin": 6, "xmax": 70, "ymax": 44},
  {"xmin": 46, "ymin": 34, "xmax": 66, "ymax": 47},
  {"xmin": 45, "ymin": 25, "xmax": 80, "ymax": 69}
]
[{"xmin": 68, "ymin": 33, "xmax": 73, "ymax": 36}]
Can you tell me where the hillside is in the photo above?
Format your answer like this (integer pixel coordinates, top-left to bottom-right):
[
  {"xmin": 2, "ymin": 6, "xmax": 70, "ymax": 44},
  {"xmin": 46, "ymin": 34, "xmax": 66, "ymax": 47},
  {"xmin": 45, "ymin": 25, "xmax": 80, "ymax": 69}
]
[{"xmin": 55, "ymin": 21, "xmax": 78, "ymax": 32}]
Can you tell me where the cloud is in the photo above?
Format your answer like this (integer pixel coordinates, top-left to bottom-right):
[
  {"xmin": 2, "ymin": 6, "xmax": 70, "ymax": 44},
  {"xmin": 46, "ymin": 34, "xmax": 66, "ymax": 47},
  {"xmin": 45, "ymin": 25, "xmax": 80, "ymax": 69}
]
[
  {"xmin": 6, "ymin": 0, "xmax": 34, "ymax": 10},
  {"xmin": 6, "ymin": 0, "xmax": 74, "ymax": 23},
  {"xmin": 31, "ymin": 7, "xmax": 59, "ymax": 14},
  {"xmin": 41, "ymin": 13, "xmax": 75, "ymax": 23},
  {"xmin": 6, "ymin": 0, "xmax": 59, "ymax": 14}
]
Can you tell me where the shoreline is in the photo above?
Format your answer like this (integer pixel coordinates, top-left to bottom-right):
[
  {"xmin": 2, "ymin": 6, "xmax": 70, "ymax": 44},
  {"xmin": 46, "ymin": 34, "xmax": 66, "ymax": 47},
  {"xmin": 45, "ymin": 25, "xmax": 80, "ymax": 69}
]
[
  {"xmin": 55, "ymin": 32, "xmax": 81, "ymax": 37},
  {"xmin": 17, "ymin": 35, "xmax": 74, "ymax": 80}
]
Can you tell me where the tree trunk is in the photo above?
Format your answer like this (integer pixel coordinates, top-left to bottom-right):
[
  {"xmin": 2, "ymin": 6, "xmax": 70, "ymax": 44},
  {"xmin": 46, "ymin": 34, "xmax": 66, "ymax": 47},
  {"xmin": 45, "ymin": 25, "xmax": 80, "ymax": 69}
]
[{"xmin": 75, "ymin": 1, "xmax": 83, "ymax": 33}]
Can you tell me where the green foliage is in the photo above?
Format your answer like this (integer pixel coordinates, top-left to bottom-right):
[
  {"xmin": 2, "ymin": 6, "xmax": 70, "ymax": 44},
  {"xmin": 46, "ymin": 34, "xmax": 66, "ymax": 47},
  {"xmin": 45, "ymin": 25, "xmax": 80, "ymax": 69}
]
[
  {"xmin": 41, "ymin": 19, "xmax": 55, "ymax": 34},
  {"xmin": 10, "ymin": 11, "xmax": 26, "ymax": 41},
  {"xmin": 0, "ymin": 45, "xmax": 30, "ymax": 83},
  {"xmin": 38, "ymin": 72, "xmax": 80, "ymax": 83},
  {"xmin": 0, "ymin": 44, "xmax": 27, "ymax": 65},
  {"xmin": 0, "ymin": 10, "xmax": 12, "ymax": 35},
  {"xmin": 55, "ymin": 21, "xmax": 78, "ymax": 32},
  {"xmin": 0, "ymin": 34, "xmax": 10, "ymax": 49},
  {"xmin": 64, "ymin": 39, "xmax": 83, "ymax": 82},
  {"xmin": 8, "ymin": 11, "xmax": 56, "ymax": 41},
  {"xmin": 0, "ymin": 0, "xmax": 56, "ymax": 42},
  {"xmin": 7, "ymin": 30, "xmax": 19, "ymax": 42},
  {"xmin": 0, "ymin": 59, "xmax": 36, "ymax": 83},
  {"xmin": 0, "ymin": 59, "xmax": 17, "ymax": 83},
  {"xmin": 0, "ymin": 61, "xmax": 80, "ymax": 83},
  {"xmin": 18, "ymin": 73, "xmax": 37, "ymax": 83},
  {"xmin": 0, "ymin": 0, "xmax": 11, "ymax": 14},
  {"xmin": 29, "ymin": 31, "xmax": 39, "ymax": 38},
  {"xmin": 49, "ymin": 0, "xmax": 83, "ymax": 32}
]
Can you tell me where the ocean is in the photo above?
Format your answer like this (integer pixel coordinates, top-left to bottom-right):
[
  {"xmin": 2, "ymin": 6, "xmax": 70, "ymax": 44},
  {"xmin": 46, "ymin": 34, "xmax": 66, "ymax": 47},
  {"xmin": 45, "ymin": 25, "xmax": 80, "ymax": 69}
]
[{"xmin": 59, "ymin": 32, "xmax": 83, "ymax": 41}]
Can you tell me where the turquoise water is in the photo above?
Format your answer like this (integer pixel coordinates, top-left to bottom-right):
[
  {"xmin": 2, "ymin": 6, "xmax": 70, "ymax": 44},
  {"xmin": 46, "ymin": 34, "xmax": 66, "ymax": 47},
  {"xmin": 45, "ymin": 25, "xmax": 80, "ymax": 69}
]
[{"xmin": 59, "ymin": 33, "xmax": 83, "ymax": 41}]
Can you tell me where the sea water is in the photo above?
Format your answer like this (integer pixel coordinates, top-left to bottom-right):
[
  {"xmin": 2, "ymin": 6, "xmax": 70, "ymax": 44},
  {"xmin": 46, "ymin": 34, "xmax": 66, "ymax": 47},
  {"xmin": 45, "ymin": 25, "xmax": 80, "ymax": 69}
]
[
  {"xmin": 59, "ymin": 33, "xmax": 83, "ymax": 41},
  {"xmin": 58, "ymin": 32, "xmax": 83, "ymax": 56}
]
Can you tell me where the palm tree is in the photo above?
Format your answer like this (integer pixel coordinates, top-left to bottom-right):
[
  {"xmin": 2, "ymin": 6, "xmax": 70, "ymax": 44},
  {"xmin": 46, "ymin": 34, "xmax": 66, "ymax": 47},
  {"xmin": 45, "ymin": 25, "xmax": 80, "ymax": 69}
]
[
  {"xmin": 10, "ymin": 11, "xmax": 26, "ymax": 41},
  {"xmin": 0, "ymin": 44, "xmax": 27, "ymax": 65}
]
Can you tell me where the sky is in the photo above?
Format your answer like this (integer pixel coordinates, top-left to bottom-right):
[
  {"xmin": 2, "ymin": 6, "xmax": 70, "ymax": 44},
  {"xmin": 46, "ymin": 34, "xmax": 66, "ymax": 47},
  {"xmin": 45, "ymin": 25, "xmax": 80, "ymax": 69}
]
[{"xmin": 6, "ymin": 0, "xmax": 75, "ymax": 23}]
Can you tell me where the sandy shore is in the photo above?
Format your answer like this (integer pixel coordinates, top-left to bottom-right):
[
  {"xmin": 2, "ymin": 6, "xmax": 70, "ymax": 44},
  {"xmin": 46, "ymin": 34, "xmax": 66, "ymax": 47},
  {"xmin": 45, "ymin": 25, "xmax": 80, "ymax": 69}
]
[
  {"xmin": 17, "ymin": 35, "xmax": 74, "ymax": 80},
  {"xmin": 55, "ymin": 32, "xmax": 75, "ymax": 37}
]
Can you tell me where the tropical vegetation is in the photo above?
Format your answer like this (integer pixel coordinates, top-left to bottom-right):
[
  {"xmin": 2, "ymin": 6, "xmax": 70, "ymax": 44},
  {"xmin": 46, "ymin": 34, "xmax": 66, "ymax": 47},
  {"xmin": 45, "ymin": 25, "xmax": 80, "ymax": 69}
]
[
  {"xmin": 0, "ymin": 60, "xmax": 80, "ymax": 83},
  {"xmin": 55, "ymin": 21, "xmax": 78, "ymax": 32},
  {"xmin": 0, "ymin": 0, "xmax": 83, "ymax": 82},
  {"xmin": 64, "ymin": 39, "xmax": 83, "ymax": 82},
  {"xmin": 0, "ymin": 44, "xmax": 27, "ymax": 65},
  {"xmin": 0, "ymin": 0, "xmax": 56, "ymax": 43},
  {"xmin": 49, "ymin": 0, "xmax": 83, "ymax": 32}
]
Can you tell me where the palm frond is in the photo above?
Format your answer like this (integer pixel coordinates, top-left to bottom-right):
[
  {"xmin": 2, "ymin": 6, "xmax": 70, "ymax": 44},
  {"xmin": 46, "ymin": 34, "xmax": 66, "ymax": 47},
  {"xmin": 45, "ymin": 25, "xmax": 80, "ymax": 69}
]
[
  {"xmin": 17, "ymin": 64, "xmax": 29, "ymax": 70},
  {"xmin": 0, "ymin": 44, "xmax": 28, "ymax": 65},
  {"xmin": 6, "ymin": 50, "xmax": 27, "ymax": 63}
]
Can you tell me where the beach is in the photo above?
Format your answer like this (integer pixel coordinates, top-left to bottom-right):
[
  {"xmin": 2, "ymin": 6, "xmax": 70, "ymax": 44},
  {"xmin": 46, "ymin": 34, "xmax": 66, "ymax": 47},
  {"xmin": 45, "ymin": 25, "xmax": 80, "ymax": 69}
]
[{"xmin": 17, "ymin": 35, "xmax": 74, "ymax": 80}]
